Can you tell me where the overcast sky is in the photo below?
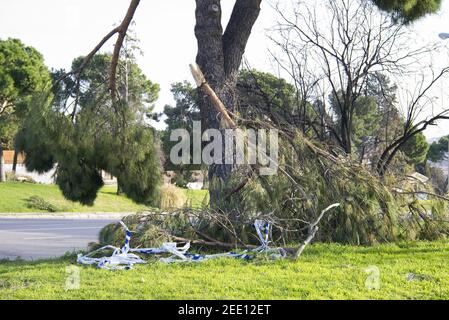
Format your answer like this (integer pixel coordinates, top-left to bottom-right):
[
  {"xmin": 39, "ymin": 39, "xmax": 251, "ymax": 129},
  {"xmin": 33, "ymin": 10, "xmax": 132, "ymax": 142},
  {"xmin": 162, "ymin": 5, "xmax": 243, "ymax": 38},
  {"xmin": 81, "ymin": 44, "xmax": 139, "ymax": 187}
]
[{"xmin": 1, "ymin": 0, "xmax": 449, "ymax": 139}]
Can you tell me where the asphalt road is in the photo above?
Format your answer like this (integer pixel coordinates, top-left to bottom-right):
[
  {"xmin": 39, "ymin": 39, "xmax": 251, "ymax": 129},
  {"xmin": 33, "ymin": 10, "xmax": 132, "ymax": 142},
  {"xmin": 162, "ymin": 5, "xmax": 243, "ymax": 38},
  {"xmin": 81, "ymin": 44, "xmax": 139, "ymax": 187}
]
[{"xmin": 0, "ymin": 218, "xmax": 117, "ymax": 260}]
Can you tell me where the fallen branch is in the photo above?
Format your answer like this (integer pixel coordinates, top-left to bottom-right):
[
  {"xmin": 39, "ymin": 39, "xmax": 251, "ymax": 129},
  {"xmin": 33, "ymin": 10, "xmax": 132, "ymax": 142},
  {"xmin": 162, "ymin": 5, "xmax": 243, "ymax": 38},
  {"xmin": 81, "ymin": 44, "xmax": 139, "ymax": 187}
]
[
  {"xmin": 294, "ymin": 203, "xmax": 340, "ymax": 259},
  {"xmin": 190, "ymin": 63, "xmax": 309, "ymax": 191}
]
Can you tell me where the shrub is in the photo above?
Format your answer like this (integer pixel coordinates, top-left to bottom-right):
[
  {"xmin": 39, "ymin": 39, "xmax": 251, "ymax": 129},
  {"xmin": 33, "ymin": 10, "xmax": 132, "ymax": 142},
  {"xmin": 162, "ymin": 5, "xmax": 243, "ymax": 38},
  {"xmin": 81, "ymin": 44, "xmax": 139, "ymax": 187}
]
[
  {"xmin": 99, "ymin": 213, "xmax": 191, "ymax": 248},
  {"xmin": 159, "ymin": 184, "xmax": 187, "ymax": 210},
  {"xmin": 172, "ymin": 170, "xmax": 193, "ymax": 188},
  {"xmin": 5, "ymin": 172, "xmax": 36, "ymax": 183}
]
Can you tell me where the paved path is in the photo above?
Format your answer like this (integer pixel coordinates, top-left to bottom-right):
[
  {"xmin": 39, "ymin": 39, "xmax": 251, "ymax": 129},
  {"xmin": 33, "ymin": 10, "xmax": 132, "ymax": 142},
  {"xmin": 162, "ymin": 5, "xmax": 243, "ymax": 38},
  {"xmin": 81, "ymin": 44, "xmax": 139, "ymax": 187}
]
[
  {"xmin": 0, "ymin": 218, "xmax": 118, "ymax": 260},
  {"xmin": 0, "ymin": 212, "xmax": 134, "ymax": 219}
]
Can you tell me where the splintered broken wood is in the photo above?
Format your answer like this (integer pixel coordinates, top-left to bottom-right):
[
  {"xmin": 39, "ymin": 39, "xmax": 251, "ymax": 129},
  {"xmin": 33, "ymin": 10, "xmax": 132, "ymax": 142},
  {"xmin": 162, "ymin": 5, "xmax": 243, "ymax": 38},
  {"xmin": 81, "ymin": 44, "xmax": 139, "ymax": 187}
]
[{"xmin": 190, "ymin": 63, "xmax": 237, "ymax": 129}]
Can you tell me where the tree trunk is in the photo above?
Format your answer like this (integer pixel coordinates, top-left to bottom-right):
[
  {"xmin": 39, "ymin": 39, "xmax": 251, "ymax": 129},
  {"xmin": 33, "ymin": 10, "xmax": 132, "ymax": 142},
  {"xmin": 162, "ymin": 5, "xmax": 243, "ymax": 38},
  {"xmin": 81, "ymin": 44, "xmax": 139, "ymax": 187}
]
[
  {"xmin": 340, "ymin": 108, "xmax": 352, "ymax": 154},
  {"xmin": 117, "ymin": 177, "xmax": 124, "ymax": 195},
  {"xmin": 12, "ymin": 150, "xmax": 18, "ymax": 173},
  {"xmin": 0, "ymin": 143, "xmax": 5, "ymax": 182},
  {"xmin": 194, "ymin": 0, "xmax": 261, "ymax": 206}
]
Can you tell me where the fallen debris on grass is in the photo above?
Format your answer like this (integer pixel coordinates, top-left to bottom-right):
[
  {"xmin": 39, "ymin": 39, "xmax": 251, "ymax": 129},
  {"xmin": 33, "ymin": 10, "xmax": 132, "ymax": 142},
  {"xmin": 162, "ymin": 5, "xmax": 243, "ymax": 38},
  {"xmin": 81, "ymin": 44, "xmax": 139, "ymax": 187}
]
[{"xmin": 78, "ymin": 219, "xmax": 287, "ymax": 270}]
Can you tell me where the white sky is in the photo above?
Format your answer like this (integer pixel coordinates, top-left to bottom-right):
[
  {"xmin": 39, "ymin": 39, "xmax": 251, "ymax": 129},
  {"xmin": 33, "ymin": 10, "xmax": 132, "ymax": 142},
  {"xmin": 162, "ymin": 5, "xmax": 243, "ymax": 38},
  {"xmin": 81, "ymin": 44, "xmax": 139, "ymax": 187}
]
[{"xmin": 1, "ymin": 0, "xmax": 449, "ymax": 139}]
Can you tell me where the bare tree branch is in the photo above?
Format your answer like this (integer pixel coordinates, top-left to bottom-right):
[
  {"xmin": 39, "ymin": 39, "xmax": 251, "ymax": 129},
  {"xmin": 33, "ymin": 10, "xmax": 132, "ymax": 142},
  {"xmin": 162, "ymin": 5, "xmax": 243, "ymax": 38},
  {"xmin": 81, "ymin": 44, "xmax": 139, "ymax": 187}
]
[
  {"xmin": 54, "ymin": 0, "xmax": 141, "ymax": 117},
  {"xmin": 110, "ymin": 0, "xmax": 141, "ymax": 103}
]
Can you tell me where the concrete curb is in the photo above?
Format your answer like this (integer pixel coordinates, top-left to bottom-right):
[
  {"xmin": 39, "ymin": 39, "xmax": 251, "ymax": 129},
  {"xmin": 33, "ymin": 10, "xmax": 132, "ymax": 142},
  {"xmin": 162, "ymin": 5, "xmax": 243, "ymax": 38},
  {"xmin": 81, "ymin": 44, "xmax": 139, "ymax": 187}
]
[{"xmin": 0, "ymin": 212, "xmax": 136, "ymax": 220}]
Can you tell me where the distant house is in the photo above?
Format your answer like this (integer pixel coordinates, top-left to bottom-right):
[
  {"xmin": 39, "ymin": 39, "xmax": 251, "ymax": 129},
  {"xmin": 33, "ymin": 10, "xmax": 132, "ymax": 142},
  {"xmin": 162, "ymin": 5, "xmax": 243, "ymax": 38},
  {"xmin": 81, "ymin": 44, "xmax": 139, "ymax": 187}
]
[
  {"xmin": 393, "ymin": 172, "xmax": 431, "ymax": 201},
  {"xmin": 3, "ymin": 150, "xmax": 117, "ymax": 185},
  {"xmin": 409, "ymin": 172, "xmax": 430, "ymax": 200},
  {"xmin": 3, "ymin": 150, "xmax": 56, "ymax": 184},
  {"xmin": 409, "ymin": 172, "xmax": 430, "ymax": 185}
]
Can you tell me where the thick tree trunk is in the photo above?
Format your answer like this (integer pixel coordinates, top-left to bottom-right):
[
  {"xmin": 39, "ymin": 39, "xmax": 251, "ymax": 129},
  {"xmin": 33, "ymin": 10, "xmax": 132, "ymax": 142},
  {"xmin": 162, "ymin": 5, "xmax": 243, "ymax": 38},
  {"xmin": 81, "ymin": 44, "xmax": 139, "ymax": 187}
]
[
  {"xmin": 0, "ymin": 143, "xmax": 5, "ymax": 182},
  {"xmin": 194, "ymin": 0, "xmax": 261, "ymax": 206}
]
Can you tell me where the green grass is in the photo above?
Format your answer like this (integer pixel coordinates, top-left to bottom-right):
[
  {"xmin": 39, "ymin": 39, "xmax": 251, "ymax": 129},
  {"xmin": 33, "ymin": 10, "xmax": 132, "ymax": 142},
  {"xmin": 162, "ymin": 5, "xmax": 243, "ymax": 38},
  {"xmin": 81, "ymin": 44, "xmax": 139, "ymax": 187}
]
[
  {"xmin": 0, "ymin": 182, "xmax": 207, "ymax": 213},
  {"xmin": 1, "ymin": 241, "xmax": 448, "ymax": 299},
  {"xmin": 184, "ymin": 189, "xmax": 209, "ymax": 208}
]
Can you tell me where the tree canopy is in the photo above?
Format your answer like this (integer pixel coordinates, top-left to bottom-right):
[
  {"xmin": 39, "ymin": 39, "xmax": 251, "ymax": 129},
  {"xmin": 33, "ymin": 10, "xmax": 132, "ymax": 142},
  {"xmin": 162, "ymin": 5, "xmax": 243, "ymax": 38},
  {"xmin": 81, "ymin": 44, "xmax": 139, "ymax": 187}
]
[
  {"xmin": 0, "ymin": 38, "xmax": 51, "ymax": 115},
  {"xmin": 18, "ymin": 50, "xmax": 162, "ymax": 206},
  {"xmin": 0, "ymin": 38, "xmax": 51, "ymax": 181},
  {"xmin": 400, "ymin": 132, "xmax": 430, "ymax": 165},
  {"xmin": 427, "ymin": 135, "xmax": 449, "ymax": 162},
  {"xmin": 373, "ymin": 0, "xmax": 442, "ymax": 22}
]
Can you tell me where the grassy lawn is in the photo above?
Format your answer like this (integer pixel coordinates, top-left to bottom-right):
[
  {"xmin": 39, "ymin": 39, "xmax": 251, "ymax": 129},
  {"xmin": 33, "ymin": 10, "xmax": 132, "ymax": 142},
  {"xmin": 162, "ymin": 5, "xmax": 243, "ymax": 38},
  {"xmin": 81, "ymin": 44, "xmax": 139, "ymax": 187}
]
[
  {"xmin": 0, "ymin": 182, "xmax": 207, "ymax": 213},
  {"xmin": 1, "ymin": 241, "xmax": 448, "ymax": 299},
  {"xmin": 185, "ymin": 189, "xmax": 209, "ymax": 208}
]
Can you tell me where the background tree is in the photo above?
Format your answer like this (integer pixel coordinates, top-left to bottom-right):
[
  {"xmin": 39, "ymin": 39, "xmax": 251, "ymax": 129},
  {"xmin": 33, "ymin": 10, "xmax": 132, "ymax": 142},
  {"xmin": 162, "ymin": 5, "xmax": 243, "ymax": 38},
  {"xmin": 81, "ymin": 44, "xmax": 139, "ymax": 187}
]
[
  {"xmin": 0, "ymin": 38, "xmax": 51, "ymax": 181},
  {"xmin": 271, "ymin": 0, "xmax": 448, "ymax": 177},
  {"xmin": 237, "ymin": 69, "xmax": 299, "ymax": 126},
  {"xmin": 400, "ymin": 132, "xmax": 429, "ymax": 165},
  {"xmin": 273, "ymin": 0, "xmax": 436, "ymax": 155},
  {"xmin": 375, "ymin": 67, "xmax": 449, "ymax": 176},
  {"xmin": 427, "ymin": 135, "xmax": 449, "ymax": 162},
  {"xmin": 160, "ymin": 82, "xmax": 201, "ymax": 187}
]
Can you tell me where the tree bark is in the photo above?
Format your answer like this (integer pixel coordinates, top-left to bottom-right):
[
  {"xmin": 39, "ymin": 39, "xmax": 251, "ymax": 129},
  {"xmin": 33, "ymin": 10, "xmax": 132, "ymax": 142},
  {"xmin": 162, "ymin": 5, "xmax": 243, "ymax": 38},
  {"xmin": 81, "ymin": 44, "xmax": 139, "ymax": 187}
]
[
  {"xmin": 0, "ymin": 143, "xmax": 5, "ymax": 182},
  {"xmin": 194, "ymin": 0, "xmax": 261, "ymax": 206},
  {"xmin": 117, "ymin": 177, "xmax": 124, "ymax": 195},
  {"xmin": 12, "ymin": 150, "xmax": 18, "ymax": 173}
]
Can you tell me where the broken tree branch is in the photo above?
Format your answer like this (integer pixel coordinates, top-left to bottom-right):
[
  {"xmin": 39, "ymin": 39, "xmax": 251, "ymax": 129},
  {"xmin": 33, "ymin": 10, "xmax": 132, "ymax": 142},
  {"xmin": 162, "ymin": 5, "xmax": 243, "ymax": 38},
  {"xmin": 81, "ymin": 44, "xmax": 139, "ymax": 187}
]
[
  {"xmin": 54, "ymin": 0, "xmax": 141, "ymax": 113},
  {"xmin": 295, "ymin": 203, "xmax": 340, "ymax": 259},
  {"xmin": 110, "ymin": 0, "xmax": 141, "ymax": 103},
  {"xmin": 190, "ymin": 63, "xmax": 340, "ymax": 197},
  {"xmin": 190, "ymin": 63, "xmax": 237, "ymax": 129}
]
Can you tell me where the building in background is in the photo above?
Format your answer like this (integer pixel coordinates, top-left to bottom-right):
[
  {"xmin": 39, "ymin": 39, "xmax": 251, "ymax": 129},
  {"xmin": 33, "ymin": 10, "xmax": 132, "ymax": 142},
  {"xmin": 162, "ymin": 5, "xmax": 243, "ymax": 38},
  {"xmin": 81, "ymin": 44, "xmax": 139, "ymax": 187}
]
[{"xmin": 3, "ymin": 150, "xmax": 56, "ymax": 184}]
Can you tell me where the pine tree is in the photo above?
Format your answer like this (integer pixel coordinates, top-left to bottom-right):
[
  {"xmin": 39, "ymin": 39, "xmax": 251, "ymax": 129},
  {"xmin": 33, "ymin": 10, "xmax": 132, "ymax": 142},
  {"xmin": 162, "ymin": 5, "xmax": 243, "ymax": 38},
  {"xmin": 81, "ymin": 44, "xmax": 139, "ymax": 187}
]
[
  {"xmin": 373, "ymin": 0, "xmax": 442, "ymax": 23},
  {"xmin": 18, "ymin": 43, "xmax": 162, "ymax": 206}
]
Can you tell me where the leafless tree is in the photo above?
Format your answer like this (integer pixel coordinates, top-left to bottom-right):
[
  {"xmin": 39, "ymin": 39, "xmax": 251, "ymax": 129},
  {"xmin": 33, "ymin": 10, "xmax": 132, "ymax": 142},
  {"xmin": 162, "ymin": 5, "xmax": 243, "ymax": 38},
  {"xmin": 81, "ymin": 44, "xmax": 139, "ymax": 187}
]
[
  {"xmin": 271, "ymin": 0, "xmax": 438, "ymax": 155},
  {"xmin": 376, "ymin": 66, "xmax": 449, "ymax": 176},
  {"xmin": 267, "ymin": 40, "xmax": 321, "ymax": 134}
]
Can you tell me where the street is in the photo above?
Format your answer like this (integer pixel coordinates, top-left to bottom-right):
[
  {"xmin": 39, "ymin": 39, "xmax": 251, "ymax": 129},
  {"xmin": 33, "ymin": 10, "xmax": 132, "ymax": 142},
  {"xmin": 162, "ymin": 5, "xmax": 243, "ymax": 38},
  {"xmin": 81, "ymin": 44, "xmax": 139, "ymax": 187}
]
[{"xmin": 0, "ymin": 218, "xmax": 117, "ymax": 260}]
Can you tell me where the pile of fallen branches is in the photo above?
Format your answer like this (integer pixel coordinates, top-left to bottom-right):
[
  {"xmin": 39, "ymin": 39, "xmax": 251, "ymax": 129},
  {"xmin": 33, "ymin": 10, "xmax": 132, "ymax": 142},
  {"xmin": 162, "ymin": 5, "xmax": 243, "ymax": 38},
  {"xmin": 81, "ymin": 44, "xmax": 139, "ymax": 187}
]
[
  {"xmin": 191, "ymin": 64, "xmax": 396, "ymax": 244},
  {"xmin": 96, "ymin": 64, "xmax": 449, "ymax": 258},
  {"xmin": 100, "ymin": 203, "xmax": 340, "ymax": 259},
  {"xmin": 189, "ymin": 64, "xmax": 449, "ymax": 245}
]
